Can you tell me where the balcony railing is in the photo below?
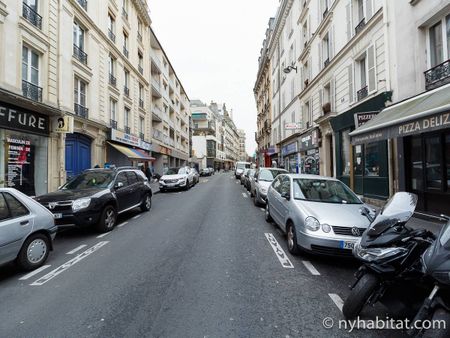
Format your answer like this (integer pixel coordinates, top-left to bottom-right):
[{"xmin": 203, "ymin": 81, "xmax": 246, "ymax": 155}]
[
  {"xmin": 323, "ymin": 58, "xmax": 330, "ymax": 68},
  {"xmin": 139, "ymin": 99, "xmax": 144, "ymax": 109},
  {"xmin": 76, "ymin": 0, "xmax": 87, "ymax": 10},
  {"xmin": 137, "ymin": 32, "xmax": 142, "ymax": 42},
  {"xmin": 108, "ymin": 29, "xmax": 116, "ymax": 43},
  {"xmin": 73, "ymin": 44, "xmax": 88, "ymax": 65},
  {"xmin": 424, "ymin": 59, "xmax": 450, "ymax": 91},
  {"xmin": 123, "ymin": 46, "xmax": 129, "ymax": 58},
  {"xmin": 22, "ymin": 80, "xmax": 42, "ymax": 102},
  {"xmin": 357, "ymin": 85, "xmax": 368, "ymax": 101},
  {"xmin": 138, "ymin": 65, "xmax": 143, "ymax": 75},
  {"xmin": 122, "ymin": 8, "xmax": 128, "ymax": 21},
  {"xmin": 124, "ymin": 126, "xmax": 131, "ymax": 134},
  {"xmin": 109, "ymin": 73, "xmax": 117, "ymax": 87},
  {"xmin": 323, "ymin": 7, "xmax": 329, "ymax": 19},
  {"xmin": 110, "ymin": 119, "xmax": 118, "ymax": 129},
  {"xmin": 139, "ymin": 132, "xmax": 145, "ymax": 141},
  {"xmin": 22, "ymin": 3, "xmax": 42, "ymax": 30},
  {"xmin": 355, "ymin": 18, "xmax": 366, "ymax": 35},
  {"xmin": 74, "ymin": 103, "xmax": 89, "ymax": 118},
  {"xmin": 124, "ymin": 86, "xmax": 129, "ymax": 97}
]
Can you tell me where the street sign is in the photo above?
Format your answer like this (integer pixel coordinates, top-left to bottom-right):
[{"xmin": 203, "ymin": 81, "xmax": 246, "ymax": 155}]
[{"xmin": 285, "ymin": 122, "xmax": 301, "ymax": 130}]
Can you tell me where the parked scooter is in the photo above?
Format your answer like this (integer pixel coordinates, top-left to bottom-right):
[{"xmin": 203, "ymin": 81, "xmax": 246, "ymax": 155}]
[
  {"xmin": 408, "ymin": 215, "xmax": 450, "ymax": 338},
  {"xmin": 343, "ymin": 192, "xmax": 435, "ymax": 319}
]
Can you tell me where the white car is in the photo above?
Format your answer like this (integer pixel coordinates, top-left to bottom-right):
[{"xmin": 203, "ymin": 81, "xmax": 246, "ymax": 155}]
[
  {"xmin": 235, "ymin": 161, "xmax": 251, "ymax": 179},
  {"xmin": 159, "ymin": 167, "xmax": 195, "ymax": 192}
]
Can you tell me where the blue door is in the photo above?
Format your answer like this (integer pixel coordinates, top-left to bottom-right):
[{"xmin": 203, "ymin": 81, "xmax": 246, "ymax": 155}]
[{"xmin": 65, "ymin": 133, "xmax": 92, "ymax": 178}]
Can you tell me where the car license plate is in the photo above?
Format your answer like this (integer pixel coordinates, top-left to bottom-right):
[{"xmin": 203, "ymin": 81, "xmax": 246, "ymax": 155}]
[
  {"xmin": 167, "ymin": 183, "xmax": 175, "ymax": 187},
  {"xmin": 53, "ymin": 213, "xmax": 62, "ymax": 219},
  {"xmin": 340, "ymin": 241, "xmax": 355, "ymax": 250}
]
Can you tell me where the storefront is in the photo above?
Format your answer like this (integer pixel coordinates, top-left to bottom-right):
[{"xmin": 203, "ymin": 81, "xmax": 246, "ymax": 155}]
[
  {"xmin": 0, "ymin": 101, "xmax": 50, "ymax": 196},
  {"xmin": 298, "ymin": 129, "xmax": 320, "ymax": 175},
  {"xmin": 351, "ymin": 85, "xmax": 450, "ymax": 215},
  {"xmin": 267, "ymin": 146, "xmax": 277, "ymax": 168},
  {"xmin": 281, "ymin": 141, "xmax": 298, "ymax": 173},
  {"xmin": 331, "ymin": 92, "xmax": 392, "ymax": 200},
  {"xmin": 107, "ymin": 129, "xmax": 154, "ymax": 167}
]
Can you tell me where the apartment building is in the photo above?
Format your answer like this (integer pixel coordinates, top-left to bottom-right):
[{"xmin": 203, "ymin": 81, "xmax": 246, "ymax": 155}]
[
  {"xmin": 150, "ymin": 28, "xmax": 190, "ymax": 175},
  {"xmin": 238, "ymin": 129, "xmax": 247, "ymax": 161},
  {"xmin": 0, "ymin": 0, "xmax": 152, "ymax": 196}
]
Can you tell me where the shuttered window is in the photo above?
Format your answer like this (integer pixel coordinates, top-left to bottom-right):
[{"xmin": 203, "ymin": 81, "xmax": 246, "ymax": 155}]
[
  {"xmin": 367, "ymin": 45, "xmax": 376, "ymax": 93},
  {"xmin": 348, "ymin": 64, "xmax": 354, "ymax": 103}
]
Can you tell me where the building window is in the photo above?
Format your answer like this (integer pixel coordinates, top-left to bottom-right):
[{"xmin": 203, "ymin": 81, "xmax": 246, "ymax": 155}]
[
  {"xmin": 110, "ymin": 98, "xmax": 117, "ymax": 128},
  {"xmin": 108, "ymin": 13, "xmax": 115, "ymax": 42},
  {"xmin": 22, "ymin": 46, "xmax": 41, "ymax": 101},
  {"xmin": 124, "ymin": 107, "xmax": 130, "ymax": 133},
  {"xmin": 22, "ymin": 0, "xmax": 42, "ymax": 29},
  {"xmin": 425, "ymin": 16, "xmax": 450, "ymax": 90},
  {"xmin": 122, "ymin": 0, "xmax": 129, "ymax": 20},
  {"xmin": 73, "ymin": 22, "xmax": 87, "ymax": 65},
  {"xmin": 138, "ymin": 51, "xmax": 143, "ymax": 75},
  {"xmin": 137, "ymin": 20, "xmax": 143, "ymax": 42},
  {"xmin": 139, "ymin": 84, "xmax": 144, "ymax": 108},
  {"xmin": 123, "ymin": 31, "xmax": 129, "ymax": 57},
  {"xmin": 108, "ymin": 55, "xmax": 116, "ymax": 86},
  {"xmin": 322, "ymin": 31, "xmax": 331, "ymax": 67},
  {"xmin": 302, "ymin": 20, "xmax": 308, "ymax": 46},
  {"xmin": 364, "ymin": 142, "xmax": 380, "ymax": 177},
  {"xmin": 124, "ymin": 69, "xmax": 130, "ymax": 96},
  {"xmin": 74, "ymin": 77, "xmax": 88, "ymax": 118}
]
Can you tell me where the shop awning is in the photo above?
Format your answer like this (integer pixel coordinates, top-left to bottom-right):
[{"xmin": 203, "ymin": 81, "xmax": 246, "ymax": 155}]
[
  {"xmin": 108, "ymin": 142, "xmax": 155, "ymax": 161},
  {"xmin": 350, "ymin": 84, "xmax": 450, "ymax": 144}
]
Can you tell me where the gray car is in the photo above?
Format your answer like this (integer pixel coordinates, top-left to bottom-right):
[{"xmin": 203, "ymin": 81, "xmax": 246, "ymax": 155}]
[
  {"xmin": 251, "ymin": 168, "xmax": 288, "ymax": 206},
  {"xmin": 0, "ymin": 188, "xmax": 57, "ymax": 271},
  {"xmin": 265, "ymin": 174, "xmax": 371, "ymax": 257}
]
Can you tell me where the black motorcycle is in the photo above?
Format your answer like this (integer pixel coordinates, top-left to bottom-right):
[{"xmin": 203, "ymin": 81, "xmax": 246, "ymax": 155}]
[
  {"xmin": 343, "ymin": 192, "xmax": 435, "ymax": 319},
  {"xmin": 408, "ymin": 216, "xmax": 450, "ymax": 338}
]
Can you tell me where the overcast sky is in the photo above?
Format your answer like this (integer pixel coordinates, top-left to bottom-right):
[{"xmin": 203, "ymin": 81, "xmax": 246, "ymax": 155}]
[{"xmin": 150, "ymin": 0, "xmax": 279, "ymax": 156}]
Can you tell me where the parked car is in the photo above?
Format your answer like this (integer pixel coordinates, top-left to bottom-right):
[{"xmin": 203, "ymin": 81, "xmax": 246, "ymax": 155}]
[
  {"xmin": 265, "ymin": 174, "xmax": 371, "ymax": 256},
  {"xmin": 200, "ymin": 168, "xmax": 209, "ymax": 176},
  {"xmin": 251, "ymin": 167, "xmax": 288, "ymax": 206},
  {"xmin": 35, "ymin": 167, "xmax": 152, "ymax": 233},
  {"xmin": 240, "ymin": 168, "xmax": 250, "ymax": 185},
  {"xmin": 159, "ymin": 167, "xmax": 195, "ymax": 192},
  {"xmin": 245, "ymin": 169, "xmax": 256, "ymax": 191},
  {"xmin": 207, "ymin": 167, "xmax": 215, "ymax": 175},
  {"xmin": 235, "ymin": 161, "xmax": 251, "ymax": 179},
  {"xmin": 0, "ymin": 188, "xmax": 57, "ymax": 271},
  {"xmin": 191, "ymin": 168, "xmax": 200, "ymax": 184}
]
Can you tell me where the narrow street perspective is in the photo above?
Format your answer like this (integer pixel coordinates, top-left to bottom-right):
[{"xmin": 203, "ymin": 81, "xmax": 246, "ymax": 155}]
[{"xmin": 0, "ymin": 0, "xmax": 449, "ymax": 337}]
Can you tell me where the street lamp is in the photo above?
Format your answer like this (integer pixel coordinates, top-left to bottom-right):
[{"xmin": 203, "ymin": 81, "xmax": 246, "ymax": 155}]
[{"xmin": 283, "ymin": 65, "xmax": 297, "ymax": 74}]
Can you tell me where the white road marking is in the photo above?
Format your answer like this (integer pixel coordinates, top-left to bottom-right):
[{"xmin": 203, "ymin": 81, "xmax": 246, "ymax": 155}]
[
  {"xmin": 132, "ymin": 214, "xmax": 141, "ymax": 220},
  {"xmin": 260, "ymin": 208, "xmax": 265, "ymax": 212},
  {"xmin": 117, "ymin": 221, "xmax": 128, "ymax": 228},
  {"xmin": 30, "ymin": 241, "xmax": 109, "ymax": 286},
  {"xmin": 96, "ymin": 232, "xmax": 111, "ymax": 238},
  {"xmin": 66, "ymin": 244, "xmax": 87, "ymax": 255},
  {"xmin": 329, "ymin": 293, "xmax": 344, "ymax": 312},
  {"xmin": 264, "ymin": 233, "xmax": 294, "ymax": 269},
  {"xmin": 302, "ymin": 261, "xmax": 321, "ymax": 275},
  {"xmin": 242, "ymin": 193, "xmax": 248, "ymax": 198},
  {"xmin": 18, "ymin": 265, "xmax": 51, "ymax": 281},
  {"xmin": 246, "ymin": 191, "xmax": 250, "ymax": 195},
  {"xmin": 235, "ymin": 181, "xmax": 239, "ymax": 184}
]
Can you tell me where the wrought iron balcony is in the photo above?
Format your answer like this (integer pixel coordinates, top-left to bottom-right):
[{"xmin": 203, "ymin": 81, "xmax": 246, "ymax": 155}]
[
  {"xmin": 109, "ymin": 73, "xmax": 117, "ymax": 87},
  {"xmin": 139, "ymin": 132, "xmax": 145, "ymax": 141},
  {"xmin": 424, "ymin": 59, "xmax": 450, "ymax": 91},
  {"xmin": 110, "ymin": 119, "xmax": 118, "ymax": 129},
  {"xmin": 124, "ymin": 126, "xmax": 131, "ymax": 134},
  {"xmin": 22, "ymin": 3, "xmax": 42, "ymax": 30},
  {"xmin": 357, "ymin": 85, "xmax": 368, "ymax": 101},
  {"xmin": 137, "ymin": 32, "xmax": 142, "ymax": 43},
  {"xmin": 108, "ymin": 29, "xmax": 116, "ymax": 43},
  {"xmin": 76, "ymin": 0, "xmax": 87, "ymax": 10},
  {"xmin": 138, "ymin": 65, "xmax": 143, "ymax": 75},
  {"xmin": 74, "ymin": 103, "xmax": 89, "ymax": 118},
  {"xmin": 122, "ymin": 8, "xmax": 128, "ymax": 21},
  {"xmin": 139, "ymin": 99, "xmax": 144, "ymax": 109},
  {"xmin": 123, "ymin": 46, "xmax": 129, "ymax": 58},
  {"xmin": 124, "ymin": 86, "xmax": 129, "ymax": 97},
  {"xmin": 355, "ymin": 18, "xmax": 366, "ymax": 35},
  {"xmin": 323, "ymin": 58, "xmax": 330, "ymax": 68},
  {"xmin": 22, "ymin": 80, "xmax": 42, "ymax": 102},
  {"xmin": 73, "ymin": 44, "xmax": 88, "ymax": 65}
]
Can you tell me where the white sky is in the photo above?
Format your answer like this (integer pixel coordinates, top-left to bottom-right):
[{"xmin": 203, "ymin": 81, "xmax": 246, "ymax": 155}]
[{"xmin": 150, "ymin": 0, "xmax": 279, "ymax": 156}]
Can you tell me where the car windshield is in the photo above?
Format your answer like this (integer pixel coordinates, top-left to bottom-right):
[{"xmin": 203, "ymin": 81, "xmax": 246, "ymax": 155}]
[
  {"xmin": 166, "ymin": 167, "xmax": 181, "ymax": 175},
  {"xmin": 259, "ymin": 169, "xmax": 286, "ymax": 181},
  {"xmin": 237, "ymin": 163, "xmax": 251, "ymax": 169},
  {"xmin": 293, "ymin": 179, "xmax": 362, "ymax": 204},
  {"xmin": 62, "ymin": 172, "xmax": 113, "ymax": 190},
  {"xmin": 178, "ymin": 168, "xmax": 188, "ymax": 174}
]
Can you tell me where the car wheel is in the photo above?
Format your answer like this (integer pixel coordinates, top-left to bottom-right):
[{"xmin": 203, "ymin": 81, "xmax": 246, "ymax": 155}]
[
  {"xmin": 17, "ymin": 233, "xmax": 50, "ymax": 271},
  {"xmin": 140, "ymin": 193, "xmax": 152, "ymax": 212},
  {"xmin": 342, "ymin": 273, "xmax": 379, "ymax": 320},
  {"xmin": 254, "ymin": 191, "xmax": 261, "ymax": 207},
  {"xmin": 97, "ymin": 205, "xmax": 117, "ymax": 233},
  {"xmin": 265, "ymin": 202, "xmax": 273, "ymax": 223},
  {"xmin": 286, "ymin": 222, "xmax": 300, "ymax": 255},
  {"xmin": 160, "ymin": 188, "xmax": 165, "ymax": 193}
]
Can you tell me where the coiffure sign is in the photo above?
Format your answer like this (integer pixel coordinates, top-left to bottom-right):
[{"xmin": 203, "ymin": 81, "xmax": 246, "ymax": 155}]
[{"xmin": 0, "ymin": 102, "xmax": 49, "ymax": 136}]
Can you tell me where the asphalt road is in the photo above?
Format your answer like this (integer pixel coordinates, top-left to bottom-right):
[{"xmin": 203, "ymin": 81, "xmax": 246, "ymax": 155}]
[{"xmin": 0, "ymin": 173, "xmax": 411, "ymax": 338}]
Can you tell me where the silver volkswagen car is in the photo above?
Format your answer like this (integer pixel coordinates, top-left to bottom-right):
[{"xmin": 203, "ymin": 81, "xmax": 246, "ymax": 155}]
[
  {"xmin": 0, "ymin": 188, "xmax": 57, "ymax": 271},
  {"xmin": 251, "ymin": 167, "xmax": 288, "ymax": 206},
  {"xmin": 265, "ymin": 174, "xmax": 371, "ymax": 257}
]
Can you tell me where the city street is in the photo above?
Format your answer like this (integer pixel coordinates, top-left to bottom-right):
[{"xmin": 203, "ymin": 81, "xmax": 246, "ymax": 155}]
[{"xmin": 0, "ymin": 173, "xmax": 405, "ymax": 338}]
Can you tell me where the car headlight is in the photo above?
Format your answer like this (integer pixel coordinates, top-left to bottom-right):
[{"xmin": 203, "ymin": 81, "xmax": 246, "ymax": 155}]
[
  {"xmin": 354, "ymin": 244, "xmax": 408, "ymax": 262},
  {"xmin": 305, "ymin": 216, "xmax": 320, "ymax": 231},
  {"xmin": 72, "ymin": 197, "xmax": 91, "ymax": 212},
  {"xmin": 321, "ymin": 223, "xmax": 331, "ymax": 233}
]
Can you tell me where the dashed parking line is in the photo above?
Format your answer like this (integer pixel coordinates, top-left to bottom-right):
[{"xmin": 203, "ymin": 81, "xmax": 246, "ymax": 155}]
[
  {"xmin": 235, "ymin": 181, "xmax": 239, "ymax": 184},
  {"xmin": 242, "ymin": 193, "xmax": 248, "ymax": 198},
  {"xmin": 96, "ymin": 232, "xmax": 111, "ymax": 239},
  {"xmin": 66, "ymin": 244, "xmax": 87, "ymax": 255},
  {"xmin": 260, "ymin": 208, "xmax": 265, "ymax": 212},
  {"xmin": 18, "ymin": 265, "xmax": 51, "ymax": 281},
  {"xmin": 329, "ymin": 293, "xmax": 344, "ymax": 312},
  {"xmin": 117, "ymin": 221, "xmax": 128, "ymax": 228},
  {"xmin": 132, "ymin": 214, "xmax": 141, "ymax": 220},
  {"xmin": 30, "ymin": 241, "xmax": 109, "ymax": 286},
  {"xmin": 264, "ymin": 233, "xmax": 294, "ymax": 269},
  {"xmin": 302, "ymin": 261, "xmax": 321, "ymax": 275}
]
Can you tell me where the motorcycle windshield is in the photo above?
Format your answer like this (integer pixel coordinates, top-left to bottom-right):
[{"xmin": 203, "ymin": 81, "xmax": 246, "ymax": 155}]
[
  {"xmin": 367, "ymin": 192, "xmax": 418, "ymax": 236},
  {"xmin": 439, "ymin": 221, "xmax": 450, "ymax": 249}
]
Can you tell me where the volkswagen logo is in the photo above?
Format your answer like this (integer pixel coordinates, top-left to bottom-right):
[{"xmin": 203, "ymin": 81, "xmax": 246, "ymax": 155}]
[
  {"xmin": 351, "ymin": 227, "xmax": 361, "ymax": 236},
  {"xmin": 48, "ymin": 202, "xmax": 57, "ymax": 210}
]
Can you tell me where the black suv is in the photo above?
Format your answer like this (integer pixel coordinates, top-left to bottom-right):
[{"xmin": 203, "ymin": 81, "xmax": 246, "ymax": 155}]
[{"xmin": 35, "ymin": 167, "xmax": 152, "ymax": 232}]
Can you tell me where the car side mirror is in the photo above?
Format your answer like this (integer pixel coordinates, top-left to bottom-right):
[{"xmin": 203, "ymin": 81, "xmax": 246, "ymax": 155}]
[
  {"xmin": 115, "ymin": 182, "xmax": 124, "ymax": 189},
  {"xmin": 281, "ymin": 191, "xmax": 290, "ymax": 200},
  {"xmin": 360, "ymin": 206, "xmax": 375, "ymax": 223}
]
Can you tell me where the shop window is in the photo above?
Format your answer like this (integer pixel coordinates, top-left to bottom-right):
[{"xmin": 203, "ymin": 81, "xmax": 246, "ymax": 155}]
[
  {"xmin": 410, "ymin": 136, "xmax": 423, "ymax": 191},
  {"xmin": 426, "ymin": 136, "xmax": 442, "ymax": 190},
  {"xmin": 341, "ymin": 130, "xmax": 351, "ymax": 176},
  {"xmin": 446, "ymin": 134, "xmax": 450, "ymax": 190},
  {"xmin": 364, "ymin": 143, "xmax": 381, "ymax": 176}
]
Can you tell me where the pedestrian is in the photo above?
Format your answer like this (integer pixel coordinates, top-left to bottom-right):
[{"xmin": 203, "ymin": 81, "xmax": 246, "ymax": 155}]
[{"xmin": 145, "ymin": 165, "xmax": 152, "ymax": 181}]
